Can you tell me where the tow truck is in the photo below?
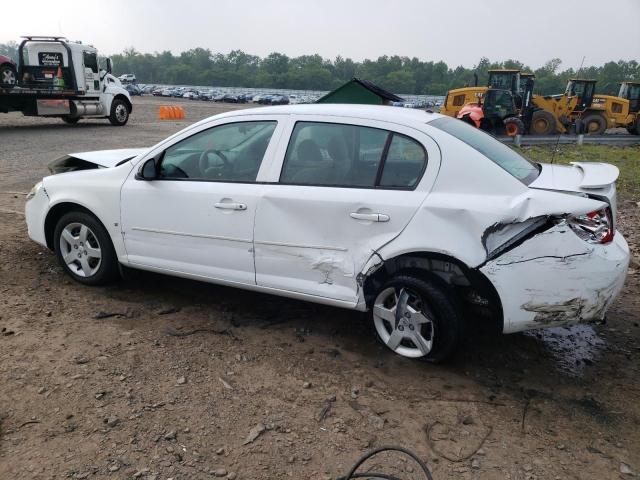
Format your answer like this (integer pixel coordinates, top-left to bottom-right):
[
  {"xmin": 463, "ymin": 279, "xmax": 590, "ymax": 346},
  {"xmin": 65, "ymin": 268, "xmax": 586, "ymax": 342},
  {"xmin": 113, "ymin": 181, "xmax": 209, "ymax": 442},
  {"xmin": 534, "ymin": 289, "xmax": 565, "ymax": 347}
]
[{"xmin": 0, "ymin": 36, "xmax": 132, "ymax": 126}]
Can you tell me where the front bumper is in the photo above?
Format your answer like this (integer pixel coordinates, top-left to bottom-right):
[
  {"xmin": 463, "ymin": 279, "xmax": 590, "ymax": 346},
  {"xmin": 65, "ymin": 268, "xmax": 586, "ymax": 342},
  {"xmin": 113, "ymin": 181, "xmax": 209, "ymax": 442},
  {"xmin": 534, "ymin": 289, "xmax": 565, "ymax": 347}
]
[
  {"xmin": 481, "ymin": 224, "xmax": 629, "ymax": 333},
  {"xmin": 25, "ymin": 185, "xmax": 49, "ymax": 248}
]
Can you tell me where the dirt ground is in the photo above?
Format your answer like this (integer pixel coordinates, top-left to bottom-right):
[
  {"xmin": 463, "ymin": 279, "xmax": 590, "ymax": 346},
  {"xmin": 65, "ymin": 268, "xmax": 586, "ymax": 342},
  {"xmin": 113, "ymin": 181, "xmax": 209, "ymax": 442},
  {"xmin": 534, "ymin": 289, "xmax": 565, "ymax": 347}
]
[{"xmin": 1, "ymin": 96, "xmax": 639, "ymax": 480}]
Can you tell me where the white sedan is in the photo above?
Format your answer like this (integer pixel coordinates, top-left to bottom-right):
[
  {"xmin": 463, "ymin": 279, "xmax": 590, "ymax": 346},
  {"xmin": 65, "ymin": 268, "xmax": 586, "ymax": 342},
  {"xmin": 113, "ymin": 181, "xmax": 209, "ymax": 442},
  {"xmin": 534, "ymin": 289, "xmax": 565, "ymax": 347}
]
[{"xmin": 25, "ymin": 105, "xmax": 629, "ymax": 361}]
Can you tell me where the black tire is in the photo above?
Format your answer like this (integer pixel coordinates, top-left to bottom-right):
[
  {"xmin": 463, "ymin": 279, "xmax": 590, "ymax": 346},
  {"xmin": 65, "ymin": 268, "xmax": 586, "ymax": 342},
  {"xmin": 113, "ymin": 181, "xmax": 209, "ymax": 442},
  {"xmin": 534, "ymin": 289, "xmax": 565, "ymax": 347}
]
[
  {"xmin": 62, "ymin": 116, "xmax": 80, "ymax": 125},
  {"xmin": 53, "ymin": 211, "xmax": 119, "ymax": 286},
  {"xmin": 371, "ymin": 274, "xmax": 462, "ymax": 363},
  {"xmin": 504, "ymin": 117, "xmax": 524, "ymax": 136},
  {"xmin": 0, "ymin": 63, "xmax": 16, "ymax": 88},
  {"xmin": 108, "ymin": 98, "xmax": 130, "ymax": 126},
  {"xmin": 530, "ymin": 110, "xmax": 556, "ymax": 135},
  {"xmin": 626, "ymin": 121, "xmax": 639, "ymax": 135},
  {"xmin": 582, "ymin": 113, "xmax": 607, "ymax": 135}
]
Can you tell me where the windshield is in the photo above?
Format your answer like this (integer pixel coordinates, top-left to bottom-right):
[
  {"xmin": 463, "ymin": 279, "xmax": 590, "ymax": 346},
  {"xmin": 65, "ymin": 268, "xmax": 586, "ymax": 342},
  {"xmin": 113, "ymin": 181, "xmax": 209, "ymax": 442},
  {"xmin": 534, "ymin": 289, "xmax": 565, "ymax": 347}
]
[{"xmin": 430, "ymin": 117, "xmax": 540, "ymax": 185}]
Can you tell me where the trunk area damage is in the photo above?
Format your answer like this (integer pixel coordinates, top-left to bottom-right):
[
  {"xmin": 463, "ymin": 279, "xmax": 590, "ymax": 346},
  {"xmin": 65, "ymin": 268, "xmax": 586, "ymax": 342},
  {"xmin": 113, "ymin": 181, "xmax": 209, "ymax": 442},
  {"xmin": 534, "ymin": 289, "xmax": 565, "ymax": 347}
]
[
  {"xmin": 480, "ymin": 222, "xmax": 628, "ymax": 332},
  {"xmin": 359, "ymin": 162, "xmax": 629, "ymax": 334}
]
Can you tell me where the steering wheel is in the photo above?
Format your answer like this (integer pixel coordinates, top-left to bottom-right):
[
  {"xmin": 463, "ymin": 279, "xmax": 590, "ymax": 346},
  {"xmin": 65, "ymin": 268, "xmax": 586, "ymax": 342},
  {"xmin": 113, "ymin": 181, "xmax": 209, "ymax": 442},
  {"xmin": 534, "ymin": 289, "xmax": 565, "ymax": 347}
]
[{"xmin": 198, "ymin": 149, "xmax": 230, "ymax": 177}]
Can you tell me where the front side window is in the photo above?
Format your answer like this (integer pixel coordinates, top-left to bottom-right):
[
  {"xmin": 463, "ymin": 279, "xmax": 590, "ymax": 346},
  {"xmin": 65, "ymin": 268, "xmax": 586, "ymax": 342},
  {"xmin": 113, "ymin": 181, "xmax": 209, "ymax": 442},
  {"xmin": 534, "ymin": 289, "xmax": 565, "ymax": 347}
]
[
  {"xmin": 280, "ymin": 121, "xmax": 427, "ymax": 189},
  {"xmin": 83, "ymin": 52, "xmax": 98, "ymax": 73},
  {"xmin": 430, "ymin": 116, "xmax": 539, "ymax": 184},
  {"xmin": 159, "ymin": 121, "xmax": 277, "ymax": 182}
]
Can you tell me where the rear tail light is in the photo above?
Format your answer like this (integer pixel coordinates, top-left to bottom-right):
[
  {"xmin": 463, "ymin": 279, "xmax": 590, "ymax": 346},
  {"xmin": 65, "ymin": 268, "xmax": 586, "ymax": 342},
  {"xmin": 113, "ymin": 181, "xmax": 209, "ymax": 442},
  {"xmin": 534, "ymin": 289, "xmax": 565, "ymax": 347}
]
[{"xmin": 567, "ymin": 207, "xmax": 614, "ymax": 244}]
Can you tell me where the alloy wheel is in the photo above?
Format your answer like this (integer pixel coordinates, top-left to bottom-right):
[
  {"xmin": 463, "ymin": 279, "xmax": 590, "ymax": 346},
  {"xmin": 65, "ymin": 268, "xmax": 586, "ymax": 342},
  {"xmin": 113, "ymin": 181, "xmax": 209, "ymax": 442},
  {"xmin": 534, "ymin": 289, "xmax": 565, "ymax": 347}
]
[
  {"xmin": 373, "ymin": 286, "xmax": 434, "ymax": 358},
  {"xmin": 59, "ymin": 222, "xmax": 102, "ymax": 277}
]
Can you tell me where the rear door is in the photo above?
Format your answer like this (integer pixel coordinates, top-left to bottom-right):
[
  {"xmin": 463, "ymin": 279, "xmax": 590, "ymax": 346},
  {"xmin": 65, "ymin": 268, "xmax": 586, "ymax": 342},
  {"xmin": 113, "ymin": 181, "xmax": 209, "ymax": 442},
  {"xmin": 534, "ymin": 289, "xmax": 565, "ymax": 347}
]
[{"xmin": 254, "ymin": 115, "xmax": 441, "ymax": 303}]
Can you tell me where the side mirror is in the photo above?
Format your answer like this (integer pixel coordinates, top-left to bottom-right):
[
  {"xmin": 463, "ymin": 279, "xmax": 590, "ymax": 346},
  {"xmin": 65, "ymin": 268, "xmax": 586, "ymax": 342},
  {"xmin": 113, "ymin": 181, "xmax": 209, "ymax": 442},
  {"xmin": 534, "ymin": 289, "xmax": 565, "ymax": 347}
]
[
  {"xmin": 106, "ymin": 58, "xmax": 112, "ymax": 74},
  {"xmin": 136, "ymin": 158, "xmax": 158, "ymax": 180}
]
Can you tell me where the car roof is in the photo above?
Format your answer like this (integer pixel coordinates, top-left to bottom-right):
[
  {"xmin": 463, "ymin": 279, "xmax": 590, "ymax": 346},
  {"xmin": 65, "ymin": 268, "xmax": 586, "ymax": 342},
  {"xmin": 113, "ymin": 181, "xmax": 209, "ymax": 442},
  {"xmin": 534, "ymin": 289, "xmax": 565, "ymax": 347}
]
[{"xmin": 216, "ymin": 104, "xmax": 445, "ymax": 127}]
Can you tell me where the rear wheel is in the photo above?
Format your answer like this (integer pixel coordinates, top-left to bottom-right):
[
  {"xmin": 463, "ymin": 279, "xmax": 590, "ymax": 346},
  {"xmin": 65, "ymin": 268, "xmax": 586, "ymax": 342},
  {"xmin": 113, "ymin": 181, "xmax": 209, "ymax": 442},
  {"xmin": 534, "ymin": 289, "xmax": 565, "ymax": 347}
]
[
  {"xmin": 109, "ymin": 98, "xmax": 130, "ymax": 126},
  {"xmin": 372, "ymin": 274, "xmax": 461, "ymax": 363},
  {"xmin": 530, "ymin": 110, "xmax": 556, "ymax": 135},
  {"xmin": 626, "ymin": 121, "xmax": 639, "ymax": 135},
  {"xmin": 504, "ymin": 117, "xmax": 524, "ymax": 136},
  {"xmin": 0, "ymin": 64, "xmax": 16, "ymax": 88},
  {"xmin": 62, "ymin": 116, "xmax": 80, "ymax": 125},
  {"xmin": 53, "ymin": 211, "xmax": 119, "ymax": 286},
  {"xmin": 582, "ymin": 113, "xmax": 607, "ymax": 135}
]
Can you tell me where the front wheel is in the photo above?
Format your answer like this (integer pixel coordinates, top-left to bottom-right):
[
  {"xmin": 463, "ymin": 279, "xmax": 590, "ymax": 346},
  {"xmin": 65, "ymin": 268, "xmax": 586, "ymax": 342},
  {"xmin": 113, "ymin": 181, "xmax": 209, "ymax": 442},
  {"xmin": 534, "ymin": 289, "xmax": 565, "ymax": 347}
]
[
  {"xmin": 582, "ymin": 113, "xmax": 607, "ymax": 135},
  {"xmin": 109, "ymin": 98, "xmax": 130, "ymax": 126},
  {"xmin": 530, "ymin": 110, "xmax": 556, "ymax": 135},
  {"xmin": 53, "ymin": 211, "xmax": 119, "ymax": 285},
  {"xmin": 504, "ymin": 117, "xmax": 524, "ymax": 136},
  {"xmin": 0, "ymin": 64, "xmax": 16, "ymax": 88},
  {"xmin": 372, "ymin": 275, "xmax": 461, "ymax": 362}
]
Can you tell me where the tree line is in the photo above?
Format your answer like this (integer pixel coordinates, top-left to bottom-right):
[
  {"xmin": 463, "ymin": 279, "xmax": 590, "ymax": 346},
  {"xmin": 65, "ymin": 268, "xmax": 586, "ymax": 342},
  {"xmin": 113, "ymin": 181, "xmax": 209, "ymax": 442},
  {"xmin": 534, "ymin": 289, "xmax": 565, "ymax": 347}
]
[{"xmin": 1, "ymin": 41, "xmax": 638, "ymax": 96}]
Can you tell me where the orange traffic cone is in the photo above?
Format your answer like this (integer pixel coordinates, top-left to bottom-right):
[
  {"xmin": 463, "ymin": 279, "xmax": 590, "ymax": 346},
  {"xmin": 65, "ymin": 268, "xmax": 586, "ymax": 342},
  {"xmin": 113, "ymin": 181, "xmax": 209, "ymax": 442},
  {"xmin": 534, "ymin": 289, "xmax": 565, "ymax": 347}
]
[{"xmin": 55, "ymin": 65, "xmax": 65, "ymax": 89}]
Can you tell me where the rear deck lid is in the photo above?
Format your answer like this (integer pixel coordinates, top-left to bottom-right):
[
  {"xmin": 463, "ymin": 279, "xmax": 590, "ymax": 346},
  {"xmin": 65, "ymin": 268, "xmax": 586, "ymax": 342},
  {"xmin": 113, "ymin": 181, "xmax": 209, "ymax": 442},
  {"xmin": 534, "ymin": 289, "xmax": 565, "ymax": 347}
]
[{"xmin": 529, "ymin": 162, "xmax": 619, "ymax": 216}]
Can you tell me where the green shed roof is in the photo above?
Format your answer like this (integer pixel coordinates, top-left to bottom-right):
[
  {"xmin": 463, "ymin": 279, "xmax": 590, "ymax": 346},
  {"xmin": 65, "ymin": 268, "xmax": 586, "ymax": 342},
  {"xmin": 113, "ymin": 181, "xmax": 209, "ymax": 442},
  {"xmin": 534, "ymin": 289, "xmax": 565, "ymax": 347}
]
[{"xmin": 317, "ymin": 77, "xmax": 404, "ymax": 104}]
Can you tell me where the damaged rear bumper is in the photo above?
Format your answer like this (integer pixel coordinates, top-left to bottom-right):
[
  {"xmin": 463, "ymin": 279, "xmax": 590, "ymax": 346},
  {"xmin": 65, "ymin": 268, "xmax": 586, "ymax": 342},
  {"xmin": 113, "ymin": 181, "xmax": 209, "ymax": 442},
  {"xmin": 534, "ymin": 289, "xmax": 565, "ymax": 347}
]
[{"xmin": 480, "ymin": 225, "xmax": 629, "ymax": 333}]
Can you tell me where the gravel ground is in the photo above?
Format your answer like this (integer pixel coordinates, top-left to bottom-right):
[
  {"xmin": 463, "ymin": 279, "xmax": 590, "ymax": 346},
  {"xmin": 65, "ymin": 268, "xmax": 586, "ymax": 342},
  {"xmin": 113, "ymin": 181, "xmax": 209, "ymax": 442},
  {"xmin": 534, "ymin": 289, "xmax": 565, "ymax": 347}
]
[{"xmin": 0, "ymin": 96, "xmax": 639, "ymax": 480}]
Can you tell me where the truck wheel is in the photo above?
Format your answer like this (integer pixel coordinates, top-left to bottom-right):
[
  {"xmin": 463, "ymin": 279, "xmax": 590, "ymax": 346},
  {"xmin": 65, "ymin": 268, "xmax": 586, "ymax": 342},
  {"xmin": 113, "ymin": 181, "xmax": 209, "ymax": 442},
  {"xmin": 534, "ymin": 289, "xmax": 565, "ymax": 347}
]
[
  {"xmin": 530, "ymin": 110, "xmax": 556, "ymax": 135},
  {"xmin": 504, "ymin": 117, "xmax": 524, "ymax": 136},
  {"xmin": 53, "ymin": 211, "xmax": 119, "ymax": 286},
  {"xmin": 582, "ymin": 113, "xmax": 607, "ymax": 135},
  {"xmin": 372, "ymin": 274, "xmax": 461, "ymax": 363},
  {"xmin": 109, "ymin": 99, "xmax": 130, "ymax": 126},
  {"xmin": 0, "ymin": 64, "xmax": 16, "ymax": 88},
  {"xmin": 626, "ymin": 122, "xmax": 639, "ymax": 135},
  {"xmin": 62, "ymin": 116, "xmax": 80, "ymax": 125}
]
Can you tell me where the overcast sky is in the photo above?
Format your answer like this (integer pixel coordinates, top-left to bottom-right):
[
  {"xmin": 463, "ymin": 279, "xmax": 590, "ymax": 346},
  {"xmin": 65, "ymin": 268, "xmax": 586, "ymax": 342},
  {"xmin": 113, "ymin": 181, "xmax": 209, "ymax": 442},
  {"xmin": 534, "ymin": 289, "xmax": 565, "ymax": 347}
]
[{"xmin": 2, "ymin": 0, "xmax": 638, "ymax": 68}]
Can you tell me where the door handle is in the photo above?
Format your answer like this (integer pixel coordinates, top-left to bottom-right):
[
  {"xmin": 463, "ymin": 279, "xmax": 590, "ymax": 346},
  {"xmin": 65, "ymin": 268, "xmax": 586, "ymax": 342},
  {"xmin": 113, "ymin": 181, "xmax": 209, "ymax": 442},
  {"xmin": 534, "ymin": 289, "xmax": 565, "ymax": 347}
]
[
  {"xmin": 215, "ymin": 202, "xmax": 247, "ymax": 211},
  {"xmin": 350, "ymin": 212, "xmax": 390, "ymax": 222}
]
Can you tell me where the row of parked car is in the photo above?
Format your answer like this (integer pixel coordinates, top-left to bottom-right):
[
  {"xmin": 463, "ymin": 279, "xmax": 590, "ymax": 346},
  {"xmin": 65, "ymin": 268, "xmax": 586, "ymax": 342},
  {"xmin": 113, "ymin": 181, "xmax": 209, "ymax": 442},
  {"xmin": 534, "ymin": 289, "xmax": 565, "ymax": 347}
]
[{"xmin": 125, "ymin": 84, "xmax": 318, "ymax": 104}]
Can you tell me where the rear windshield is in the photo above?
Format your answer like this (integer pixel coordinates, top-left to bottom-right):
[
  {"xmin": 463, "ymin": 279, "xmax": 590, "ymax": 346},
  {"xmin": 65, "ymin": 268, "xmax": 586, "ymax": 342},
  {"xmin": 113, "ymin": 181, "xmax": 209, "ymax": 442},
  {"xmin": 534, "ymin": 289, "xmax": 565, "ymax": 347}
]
[{"xmin": 430, "ymin": 117, "xmax": 540, "ymax": 185}]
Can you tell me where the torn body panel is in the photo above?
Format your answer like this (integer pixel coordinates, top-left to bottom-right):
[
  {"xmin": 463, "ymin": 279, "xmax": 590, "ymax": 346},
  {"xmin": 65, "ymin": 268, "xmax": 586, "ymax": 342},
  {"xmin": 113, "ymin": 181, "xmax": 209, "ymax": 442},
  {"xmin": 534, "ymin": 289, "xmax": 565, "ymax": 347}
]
[
  {"xmin": 48, "ymin": 148, "xmax": 147, "ymax": 173},
  {"xmin": 481, "ymin": 224, "xmax": 629, "ymax": 333}
]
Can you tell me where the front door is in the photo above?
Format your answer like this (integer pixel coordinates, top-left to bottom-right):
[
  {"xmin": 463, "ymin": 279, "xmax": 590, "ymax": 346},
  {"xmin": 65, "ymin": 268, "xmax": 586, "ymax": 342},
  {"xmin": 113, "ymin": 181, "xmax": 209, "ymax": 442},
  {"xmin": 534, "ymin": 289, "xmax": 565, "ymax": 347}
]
[
  {"xmin": 121, "ymin": 119, "xmax": 280, "ymax": 285},
  {"xmin": 254, "ymin": 117, "xmax": 440, "ymax": 303}
]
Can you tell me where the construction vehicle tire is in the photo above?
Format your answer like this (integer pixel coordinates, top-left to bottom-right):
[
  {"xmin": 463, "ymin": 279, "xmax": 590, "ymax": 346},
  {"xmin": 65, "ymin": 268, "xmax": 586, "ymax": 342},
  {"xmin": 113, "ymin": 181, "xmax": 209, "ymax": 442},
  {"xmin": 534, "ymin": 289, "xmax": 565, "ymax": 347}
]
[
  {"xmin": 582, "ymin": 113, "xmax": 607, "ymax": 135},
  {"xmin": 530, "ymin": 110, "xmax": 556, "ymax": 135},
  {"xmin": 626, "ymin": 122, "xmax": 639, "ymax": 135},
  {"xmin": 504, "ymin": 117, "xmax": 524, "ymax": 136}
]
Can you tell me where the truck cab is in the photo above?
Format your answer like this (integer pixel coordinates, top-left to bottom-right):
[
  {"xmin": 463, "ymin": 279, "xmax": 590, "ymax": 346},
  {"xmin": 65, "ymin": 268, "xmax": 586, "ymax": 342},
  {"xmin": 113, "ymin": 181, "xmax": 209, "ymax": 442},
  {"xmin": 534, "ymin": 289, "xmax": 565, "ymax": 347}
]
[{"xmin": 1, "ymin": 36, "xmax": 132, "ymax": 126}]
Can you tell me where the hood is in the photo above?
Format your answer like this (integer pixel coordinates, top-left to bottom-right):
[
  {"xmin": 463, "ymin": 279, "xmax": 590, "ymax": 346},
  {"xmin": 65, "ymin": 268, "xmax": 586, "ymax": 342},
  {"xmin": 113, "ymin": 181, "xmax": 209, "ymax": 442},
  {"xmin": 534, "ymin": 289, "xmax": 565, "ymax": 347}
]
[
  {"xmin": 48, "ymin": 148, "xmax": 147, "ymax": 174},
  {"xmin": 529, "ymin": 161, "xmax": 619, "ymax": 216}
]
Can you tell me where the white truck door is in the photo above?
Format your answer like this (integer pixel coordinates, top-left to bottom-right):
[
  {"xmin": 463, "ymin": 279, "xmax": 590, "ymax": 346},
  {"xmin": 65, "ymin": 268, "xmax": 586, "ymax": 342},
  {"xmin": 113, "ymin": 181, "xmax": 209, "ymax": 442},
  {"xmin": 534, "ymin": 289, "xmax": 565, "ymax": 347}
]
[
  {"xmin": 82, "ymin": 51, "xmax": 100, "ymax": 94},
  {"xmin": 253, "ymin": 116, "xmax": 441, "ymax": 304}
]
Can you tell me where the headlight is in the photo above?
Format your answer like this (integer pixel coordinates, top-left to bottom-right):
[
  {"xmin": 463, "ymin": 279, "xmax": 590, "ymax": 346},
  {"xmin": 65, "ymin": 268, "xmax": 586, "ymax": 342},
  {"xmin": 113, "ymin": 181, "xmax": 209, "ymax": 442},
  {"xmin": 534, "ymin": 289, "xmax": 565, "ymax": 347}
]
[
  {"xmin": 26, "ymin": 181, "xmax": 43, "ymax": 201},
  {"xmin": 568, "ymin": 207, "xmax": 614, "ymax": 244}
]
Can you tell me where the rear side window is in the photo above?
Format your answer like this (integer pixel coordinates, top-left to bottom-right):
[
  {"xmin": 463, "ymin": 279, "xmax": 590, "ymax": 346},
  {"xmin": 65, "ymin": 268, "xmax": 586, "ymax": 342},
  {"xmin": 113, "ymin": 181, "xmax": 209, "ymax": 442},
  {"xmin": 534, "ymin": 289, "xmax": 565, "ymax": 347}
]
[
  {"xmin": 452, "ymin": 94, "xmax": 466, "ymax": 106},
  {"xmin": 430, "ymin": 117, "xmax": 539, "ymax": 184},
  {"xmin": 280, "ymin": 121, "xmax": 427, "ymax": 189}
]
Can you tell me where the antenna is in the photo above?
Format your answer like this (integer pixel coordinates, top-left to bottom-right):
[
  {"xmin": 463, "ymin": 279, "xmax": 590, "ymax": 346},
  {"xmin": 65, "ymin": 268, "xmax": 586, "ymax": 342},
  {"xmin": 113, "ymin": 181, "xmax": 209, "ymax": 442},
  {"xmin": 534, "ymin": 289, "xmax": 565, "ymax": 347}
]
[
  {"xmin": 550, "ymin": 131, "xmax": 561, "ymax": 164},
  {"xmin": 576, "ymin": 56, "xmax": 585, "ymax": 78}
]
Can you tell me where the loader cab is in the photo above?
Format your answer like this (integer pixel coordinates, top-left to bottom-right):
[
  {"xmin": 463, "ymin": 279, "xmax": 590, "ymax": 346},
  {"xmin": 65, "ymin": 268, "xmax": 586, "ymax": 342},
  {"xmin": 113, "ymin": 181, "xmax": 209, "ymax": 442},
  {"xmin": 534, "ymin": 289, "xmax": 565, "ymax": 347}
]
[
  {"xmin": 488, "ymin": 70, "xmax": 520, "ymax": 95},
  {"xmin": 619, "ymin": 82, "xmax": 640, "ymax": 113},
  {"xmin": 477, "ymin": 88, "xmax": 520, "ymax": 134},
  {"xmin": 566, "ymin": 79, "xmax": 596, "ymax": 111}
]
